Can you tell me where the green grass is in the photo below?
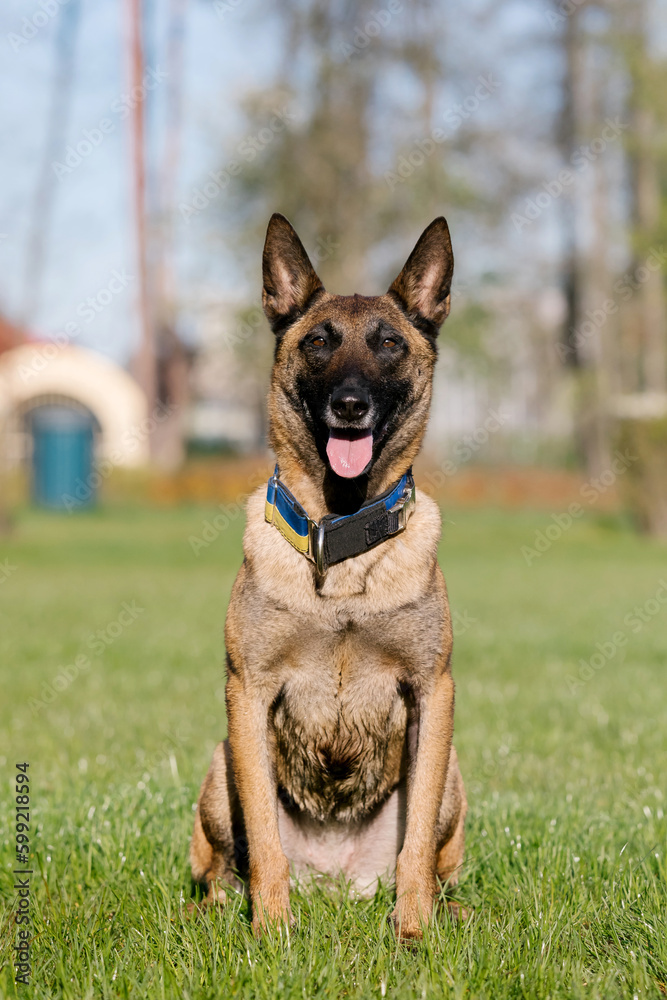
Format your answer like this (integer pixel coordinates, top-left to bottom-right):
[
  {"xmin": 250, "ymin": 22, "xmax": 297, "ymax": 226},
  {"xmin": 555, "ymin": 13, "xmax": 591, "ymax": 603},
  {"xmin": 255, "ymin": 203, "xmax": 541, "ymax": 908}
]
[{"xmin": 1, "ymin": 503, "xmax": 666, "ymax": 999}]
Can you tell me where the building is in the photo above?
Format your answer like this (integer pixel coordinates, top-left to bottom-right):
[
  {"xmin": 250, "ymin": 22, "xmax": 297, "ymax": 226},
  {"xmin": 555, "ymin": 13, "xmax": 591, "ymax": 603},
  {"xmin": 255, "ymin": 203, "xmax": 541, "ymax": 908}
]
[{"xmin": 0, "ymin": 317, "xmax": 149, "ymax": 505}]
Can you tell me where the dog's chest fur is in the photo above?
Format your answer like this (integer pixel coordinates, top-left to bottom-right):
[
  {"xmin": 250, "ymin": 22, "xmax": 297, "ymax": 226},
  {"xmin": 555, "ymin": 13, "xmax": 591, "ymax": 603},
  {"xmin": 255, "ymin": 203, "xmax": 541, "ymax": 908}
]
[
  {"xmin": 226, "ymin": 486, "xmax": 449, "ymax": 824},
  {"xmin": 271, "ymin": 625, "xmax": 410, "ymax": 821}
]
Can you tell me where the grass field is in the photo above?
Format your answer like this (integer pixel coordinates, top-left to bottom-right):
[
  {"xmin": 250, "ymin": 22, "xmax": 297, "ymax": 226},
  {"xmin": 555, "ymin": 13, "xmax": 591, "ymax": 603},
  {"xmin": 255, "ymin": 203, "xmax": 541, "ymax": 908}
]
[{"xmin": 1, "ymin": 502, "xmax": 666, "ymax": 999}]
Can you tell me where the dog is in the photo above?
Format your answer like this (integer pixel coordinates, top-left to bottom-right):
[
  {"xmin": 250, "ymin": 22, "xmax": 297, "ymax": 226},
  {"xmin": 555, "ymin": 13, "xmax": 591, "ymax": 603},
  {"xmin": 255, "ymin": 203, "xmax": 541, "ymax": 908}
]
[{"xmin": 190, "ymin": 213, "xmax": 466, "ymax": 940}]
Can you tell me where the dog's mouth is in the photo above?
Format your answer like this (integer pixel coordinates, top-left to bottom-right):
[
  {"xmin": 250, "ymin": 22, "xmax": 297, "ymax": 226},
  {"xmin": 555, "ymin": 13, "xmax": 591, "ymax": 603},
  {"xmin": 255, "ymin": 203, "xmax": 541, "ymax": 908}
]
[{"xmin": 325, "ymin": 428, "xmax": 374, "ymax": 479}]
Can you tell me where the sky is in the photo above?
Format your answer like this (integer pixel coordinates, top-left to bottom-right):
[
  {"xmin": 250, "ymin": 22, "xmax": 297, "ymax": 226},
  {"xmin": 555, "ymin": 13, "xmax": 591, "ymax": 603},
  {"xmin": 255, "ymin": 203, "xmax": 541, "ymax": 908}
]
[
  {"xmin": 0, "ymin": 0, "xmax": 555, "ymax": 356},
  {"xmin": 3, "ymin": 0, "xmax": 657, "ymax": 370},
  {"xmin": 0, "ymin": 0, "xmax": 281, "ymax": 363}
]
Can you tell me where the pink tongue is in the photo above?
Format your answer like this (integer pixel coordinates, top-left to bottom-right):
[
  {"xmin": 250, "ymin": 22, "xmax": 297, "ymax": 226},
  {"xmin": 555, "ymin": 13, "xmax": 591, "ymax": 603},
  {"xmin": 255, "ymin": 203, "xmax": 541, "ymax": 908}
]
[{"xmin": 326, "ymin": 430, "xmax": 373, "ymax": 478}]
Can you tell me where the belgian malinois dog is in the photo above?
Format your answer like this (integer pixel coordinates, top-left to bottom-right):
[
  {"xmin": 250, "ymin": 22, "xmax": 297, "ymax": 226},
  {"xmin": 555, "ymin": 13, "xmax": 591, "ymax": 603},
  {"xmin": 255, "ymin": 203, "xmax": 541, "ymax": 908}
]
[{"xmin": 190, "ymin": 213, "xmax": 466, "ymax": 940}]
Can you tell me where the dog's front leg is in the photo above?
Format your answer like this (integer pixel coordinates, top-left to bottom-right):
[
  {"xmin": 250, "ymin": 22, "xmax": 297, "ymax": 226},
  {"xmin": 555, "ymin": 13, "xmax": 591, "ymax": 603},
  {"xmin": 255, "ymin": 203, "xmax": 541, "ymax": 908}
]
[
  {"xmin": 392, "ymin": 667, "xmax": 454, "ymax": 940},
  {"xmin": 226, "ymin": 671, "xmax": 291, "ymax": 935}
]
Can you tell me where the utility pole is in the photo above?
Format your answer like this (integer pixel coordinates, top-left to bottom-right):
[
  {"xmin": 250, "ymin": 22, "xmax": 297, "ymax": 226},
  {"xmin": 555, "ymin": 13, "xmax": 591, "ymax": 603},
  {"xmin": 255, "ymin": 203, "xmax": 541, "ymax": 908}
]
[{"xmin": 127, "ymin": 0, "xmax": 157, "ymax": 432}]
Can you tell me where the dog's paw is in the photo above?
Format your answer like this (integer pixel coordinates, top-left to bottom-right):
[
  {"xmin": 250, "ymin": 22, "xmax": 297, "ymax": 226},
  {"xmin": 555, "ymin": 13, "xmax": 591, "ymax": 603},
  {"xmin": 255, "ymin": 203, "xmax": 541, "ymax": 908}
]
[
  {"xmin": 389, "ymin": 908, "xmax": 423, "ymax": 942},
  {"xmin": 251, "ymin": 881, "xmax": 294, "ymax": 937},
  {"xmin": 392, "ymin": 852, "xmax": 437, "ymax": 941},
  {"xmin": 251, "ymin": 906, "xmax": 294, "ymax": 937},
  {"xmin": 390, "ymin": 887, "xmax": 434, "ymax": 942}
]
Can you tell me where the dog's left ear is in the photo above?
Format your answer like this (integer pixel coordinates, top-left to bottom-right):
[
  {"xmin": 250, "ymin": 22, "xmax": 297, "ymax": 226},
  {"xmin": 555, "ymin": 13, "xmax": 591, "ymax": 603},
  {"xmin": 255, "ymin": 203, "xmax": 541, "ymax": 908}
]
[
  {"xmin": 262, "ymin": 213, "xmax": 325, "ymax": 334},
  {"xmin": 388, "ymin": 217, "xmax": 454, "ymax": 334}
]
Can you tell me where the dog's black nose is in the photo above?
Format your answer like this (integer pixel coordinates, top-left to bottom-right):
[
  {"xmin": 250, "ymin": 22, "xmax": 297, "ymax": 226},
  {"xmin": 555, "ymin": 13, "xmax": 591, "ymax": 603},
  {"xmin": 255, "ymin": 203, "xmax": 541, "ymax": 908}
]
[{"xmin": 330, "ymin": 385, "xmax": 370, "ymax": 423}]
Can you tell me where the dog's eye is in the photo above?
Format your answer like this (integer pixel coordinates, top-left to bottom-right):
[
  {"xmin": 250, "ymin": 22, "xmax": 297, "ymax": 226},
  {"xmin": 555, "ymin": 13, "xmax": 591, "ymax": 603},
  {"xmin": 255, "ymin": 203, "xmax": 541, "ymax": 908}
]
[
  {"xmin": 382, "ymin": 336, "xmax": 398, "ymax": 348},
  {"xmin": 311, "ymin": 336, "xmax": 326, "ymax": 348}
]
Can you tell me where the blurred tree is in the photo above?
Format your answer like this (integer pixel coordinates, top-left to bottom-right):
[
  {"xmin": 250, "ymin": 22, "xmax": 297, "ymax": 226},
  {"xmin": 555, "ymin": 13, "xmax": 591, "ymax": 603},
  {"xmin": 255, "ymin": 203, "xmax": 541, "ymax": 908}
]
[
  {"xmin": 227, "ymin": 0, "xmax": 465, "ymax": 289},
  {"xmin": 194, "ymin": 0, "xmax": 667, "ymax": 485},
  {"xmin": 613, "ymin": 0, "xmax": 667, "ymax": 535},
  {"xmin": 135, "ymin": 0, "xmax": 192, "ymax": 467},
  {"xmin": 207, "ymin": 0, "xmax": 483, "ymax": 443},
  {"xmin": 622, "ymin": 0, "xmax": 667, "ymax": 394},
  {"xmin": 552, "ymin": 0, "xmax": 667, "ymax": 477},
  {"xmin": 551, "ymin": 0, "xmax": 617, "ymax": 475}
]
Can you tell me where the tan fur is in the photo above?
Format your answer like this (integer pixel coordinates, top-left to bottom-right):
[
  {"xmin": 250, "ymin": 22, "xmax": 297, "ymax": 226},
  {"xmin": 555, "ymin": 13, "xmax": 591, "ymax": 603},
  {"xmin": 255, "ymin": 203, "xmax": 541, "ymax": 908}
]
[{"xmin": 191, "ymin": 216, "xmax": 466, "ymax": 940}]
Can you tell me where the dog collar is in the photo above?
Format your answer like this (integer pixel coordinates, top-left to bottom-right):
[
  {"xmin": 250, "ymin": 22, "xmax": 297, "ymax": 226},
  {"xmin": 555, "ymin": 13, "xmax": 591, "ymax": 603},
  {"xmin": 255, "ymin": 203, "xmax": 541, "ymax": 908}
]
[{"xmin": 265, "ymin": 466, "xmax": 416, "ymax": 575}]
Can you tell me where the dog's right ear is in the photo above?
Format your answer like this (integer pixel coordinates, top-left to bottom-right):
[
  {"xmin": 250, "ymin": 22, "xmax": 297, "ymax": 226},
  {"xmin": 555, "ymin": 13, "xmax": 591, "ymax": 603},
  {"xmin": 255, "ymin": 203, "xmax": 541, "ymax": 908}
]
[
  {"xmin": 388, "ymin": 217, "xmax": 454, "ymax": 338},
  {"xmin": 262, "ymin": 214, "xmax": 324, "ymax": 335}
]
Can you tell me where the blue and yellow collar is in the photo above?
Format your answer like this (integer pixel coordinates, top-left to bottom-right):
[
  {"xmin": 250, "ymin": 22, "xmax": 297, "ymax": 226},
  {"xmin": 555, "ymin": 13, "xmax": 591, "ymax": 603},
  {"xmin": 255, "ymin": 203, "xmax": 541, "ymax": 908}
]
[{"xmin": 265, "ymin": 466, "xmax": 415, "ymax": 575}]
